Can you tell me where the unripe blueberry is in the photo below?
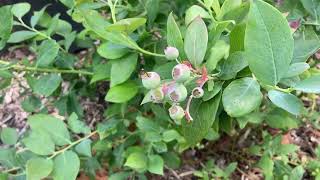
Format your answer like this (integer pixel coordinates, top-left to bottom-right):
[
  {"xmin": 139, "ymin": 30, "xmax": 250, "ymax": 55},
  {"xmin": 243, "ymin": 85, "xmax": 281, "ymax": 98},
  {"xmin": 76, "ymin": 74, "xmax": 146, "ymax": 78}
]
[
  {"xmin": 164, "ymin": 47, "xmax": 179, "ymax": 60},
  {"xmin": 172, "ymin": 64, "xmax": 191, "ymax": 83},
  {"xmin": 168, "ymin": 84, "xmax": 188, "ymax": 102},
  {"xmin": 169, "ymin": 105, "xmax": 185, "ymax": 121},
  {"xmin": 141, "ymin": 72, "xmax": 161, "ymax": 89},
  {"xmin": 192, "ymin": 87, "xmax": 204, "ymax": 98},
  {"xmin": 150, "ymin": 87, "xmax": 164, "ymax": 103}
]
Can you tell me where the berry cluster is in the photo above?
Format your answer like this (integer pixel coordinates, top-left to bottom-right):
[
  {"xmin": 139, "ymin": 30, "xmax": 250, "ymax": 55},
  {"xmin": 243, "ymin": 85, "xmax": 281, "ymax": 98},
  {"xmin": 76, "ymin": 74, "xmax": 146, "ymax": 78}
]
[{"xmin": 141, "ymin": 47, "xmax": 207, "ymax": 124}]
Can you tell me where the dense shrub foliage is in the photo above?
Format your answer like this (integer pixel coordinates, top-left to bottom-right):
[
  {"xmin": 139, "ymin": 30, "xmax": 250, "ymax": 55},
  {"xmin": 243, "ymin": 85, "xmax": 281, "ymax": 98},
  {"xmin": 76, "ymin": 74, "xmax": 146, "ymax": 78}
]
[{"xmin": 1, "ymin": 0, "xmax": 320, "ymax": 179}]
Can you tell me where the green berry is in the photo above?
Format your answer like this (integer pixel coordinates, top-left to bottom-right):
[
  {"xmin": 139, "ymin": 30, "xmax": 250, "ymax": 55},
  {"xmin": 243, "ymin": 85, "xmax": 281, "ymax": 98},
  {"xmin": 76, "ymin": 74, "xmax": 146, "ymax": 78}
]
[
  {"xmin": 169, "ymin": 105, "xmax": 185, "ymax": 121},
  {"xmin": 150, "ymin": 87, "xmax": 164, "ymax": 103},
  {"xmin": 172, "ymin": 64, "xmax": 191, "ymax": 83},
  {"xmin": 168, "ymin": 84, "xmax": 188, "ymax": 102},
  {"xmin": 164, "ymin": 47, "xmax": 179, "ymax": 60},
  {"xmin": 192, "ymin": 87, "xmax": 204, "ymax": 98},
  {"xmin": 141, "ymin": 72, "xmax": 161, "ymax": 89}
]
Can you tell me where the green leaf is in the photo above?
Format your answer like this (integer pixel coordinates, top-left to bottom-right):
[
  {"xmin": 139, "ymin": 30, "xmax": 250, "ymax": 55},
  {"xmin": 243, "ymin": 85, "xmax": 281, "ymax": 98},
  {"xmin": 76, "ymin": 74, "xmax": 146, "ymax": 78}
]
[
  {"xmin": 230, "ymin": 23, "xmax": 246, "ymax": 53},
  {"xmin": 110, "ymin": 53, "xmax": 138, "ymax": 87},
  {"xmin": 1, "ymin": 127, "xmax": 18, "ymax": 145},
  {"xmin": 136, "ymin": 116, "xmax": 161, "ymax": 133},
  {"xmin": 203, "ymin": 81, "xmax": 223, "ymax": 101},
  {"xmin": 0, "ymin": 6, "xmax": 13, "ymax": 50},
  {"xmin": 283, "ymin": 62, "xmax": 310, "ymax": 78},
  {"xmin": 211, "ymin": 0, "xmax": 221, "ymax": 15},
  {"xmin": 289, "ymin": 166, "xmax": 305, "ymax": 180},
  {"xmin": 125, "ymin": 152, "xmax": 148, "ymax": 172},
  {"xmin": 30, "ymin": 5, "xmax": 48, "ymax": 28},
  {"xmin": 81, "ymin": 10, "xmax": 140, "ymax": 50},
  {"xmin": 182, "ymin": 93, "xmax": 221, "ymax": 146},
  {"xmin": 294, "ymin": 75, "xmax": 320, "ymax": 93},
  {"xmin": 217, "ymin": 0, "xmax": 241, "ymax": 20},
  {"xmin": 206, "ymin": 40, "xmax": 230, "ymax": 72},
  {"xmin": 75, "ymin": 139, "xmax": 92, "ymax": 157},
  {"xmin": 23, "ymin": 131, "xmax": 55, "ymax": 155},
  {"xmin": 257, "ymin": 155, "xmax": 274, "ymax": 180},
  {"xmin": 33, "ymin": 74, "xmax": 62, "ymax": 96},
  {"xmin": 0, "ymin": 148, "xmax": 18, "ymax": 168},
  {"xmin": 245, "ymin": 0, "xmax": 294, "ymax": 86},
  {"xmin": 67, "ymin": 112, "xmax": 91, "ymax": 134},
  {"xmin": 105, "ymin": 81, "xmax": 138, "ymax": 103},
  {"xmin": 148, "ymin": 155, "xmax": 164, "ymax": 175},
  {"xmin": 90, "ymin": 63, "xmax": 111, "ymax": 84},
  {"xmin": 265, "ymin": 108, "xmax": 300, "ymax": 130},
  {"xmin": 36, "ymin": 40, "xmax": 60, "ymax": 67},
  {"xmin": 185, "ymin": 5, "xmax": 211, "ymax": 25},
  {"xmin": 222, "ymin": 77, "xmax": 262, "ymax": 117},
  {"xmin": 26, "ymin": 158, "xmax": 53, "ymax": 180},
  {"xmin": 97, "ymin": 118, "xmax": 119, "ymax": 139},
  {"xmin": 52, "ymin": 151, "xmax": 80, "ymax": 180},
  {"xmin": 167, "ymin": 13, "xmax": 185, "ymax": 59},
  {"xmin": 219, "ymin": 51, "xmax": 248, "ymax": 80},
  {"xmin": 145, "ymin": 0, "xmax": 160, "ymax": 25},
  {"xmin": 7, "ymin": 31, "xmax": 37, "ymax": 43},
  {"xmin": 162, "ymin": 129, "xmax": 183, "ymax": 142},
  {"xmin": 184, "ymin": 17, "xmax": 208, "ymax": 67},
  {"xmin": 11, "ymin": 3, "xmax": 31, "ymax": 19},
  {"xmin": 109, "ymin": 172, "xmax": 132, "ymax": 180},
  {"xmin": 268, "ymin": 90, "xmax": 303, "ymax": 115},
  {"xmin": 292, "ymin": 27, "xmax": 320, "ymax": 63},
  {"xmin": 106, "ymin": 18, "xmax": 146, "ymax": 33},
  {"xmin": 21, "ymin": 95, "xmax": 42, "ymax": 112},
  {"xmin": 97, "ymin": 42, "xmax": 129, "ymax": 60},
  {"xmin": 28, "ymin": 114, "xmax": 71, "ymax": 146},
  {"xmin": 300, "ymin": 0, "xmax": 320, "ymax": 21},
  {"xmin": 209, "ymin": 20, "xmax": 234, "ymax": 46}
]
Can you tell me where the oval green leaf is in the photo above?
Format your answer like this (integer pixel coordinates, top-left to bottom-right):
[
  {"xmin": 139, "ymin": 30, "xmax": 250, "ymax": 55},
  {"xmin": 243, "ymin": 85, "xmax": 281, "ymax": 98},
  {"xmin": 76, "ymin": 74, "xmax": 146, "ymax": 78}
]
[
  {"xmin": 52, "ymin": 151, "xmax": 80, "ymax": 180},
  {"xmin": 28, "ymin": 114, "xmax": 71, "ymax": 146},
  {"xmin": 185, "ymin": 5, "xmax": 210, "ymax": 25},
  {"xmin": 184, "ymin": 17, "xmax": 208, "ymax": 67},
  {"xmin": 222, "ymin": 77, "xmax": 262, "ymax": 117},
  {"xmin": 268, "ymin": 90, "xmax": 303, "ymax": 115},
  {"xmin": 294, "ymin": 75, "xmax": 320, "ymax": 93},
  {"xmin": 245, "ymin": 0, "xmax": 294, "ymax": 86},
  {"xmin": 97, "ymin": 42, "xmax": 129, "ymax": 60},
  {"xmin": 26, "ymin": 158, "xmax": 53, "ymax": 180},
  {"xmin": 105, "ymin": 81, "xmax": 139, "ymax": 103},
  {"xmin": 182, "ymin": 93, "xmax": 221, "ymax": 146},
  {"xmin": 167, "ymin": 12, "xmax": 185, "ymax": 59},
  {"xmin": 110, "ymin": 53, "xmax": 138, "ymax": 87},
  {"xmin": 11, "ymin": 3, "xmax": 31, "ymax": 19}
]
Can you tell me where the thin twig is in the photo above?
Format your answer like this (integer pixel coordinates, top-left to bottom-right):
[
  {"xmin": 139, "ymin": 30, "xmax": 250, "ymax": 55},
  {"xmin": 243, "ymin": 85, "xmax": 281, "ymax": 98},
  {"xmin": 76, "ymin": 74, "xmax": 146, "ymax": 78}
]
[{"xmin": 165, "ymin": 165, "xmax": 181, "ymax": 180}]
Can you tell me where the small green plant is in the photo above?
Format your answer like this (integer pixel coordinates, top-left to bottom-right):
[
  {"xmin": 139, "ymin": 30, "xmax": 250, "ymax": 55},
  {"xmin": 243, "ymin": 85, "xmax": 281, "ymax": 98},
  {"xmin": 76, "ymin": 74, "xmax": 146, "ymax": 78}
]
[{"xmin": 0, "ymin": 0, "xmax": 320, "ymax": 179}]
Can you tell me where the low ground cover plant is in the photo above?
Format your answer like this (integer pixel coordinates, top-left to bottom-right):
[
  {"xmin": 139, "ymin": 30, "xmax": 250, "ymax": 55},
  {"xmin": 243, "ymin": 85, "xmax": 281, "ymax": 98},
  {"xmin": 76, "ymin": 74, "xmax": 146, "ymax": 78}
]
[{"xmin": 0, "ymin": 0, "xmax": 320, "ymax": 179}]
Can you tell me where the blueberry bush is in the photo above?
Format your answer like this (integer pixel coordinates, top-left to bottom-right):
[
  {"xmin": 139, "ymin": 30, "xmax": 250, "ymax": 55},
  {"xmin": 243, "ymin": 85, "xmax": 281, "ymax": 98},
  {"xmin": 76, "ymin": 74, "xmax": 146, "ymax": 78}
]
[{"xmin": 1, "ymin": 0, "xmax": 320, "ymax": 179}]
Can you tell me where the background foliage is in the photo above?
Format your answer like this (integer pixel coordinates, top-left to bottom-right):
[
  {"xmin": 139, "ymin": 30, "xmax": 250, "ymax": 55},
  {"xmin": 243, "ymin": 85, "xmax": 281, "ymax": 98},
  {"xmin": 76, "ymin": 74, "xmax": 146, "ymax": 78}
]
[{"xmin": 0, "ymin": 0, "xmax": 320, "ymax": 179}]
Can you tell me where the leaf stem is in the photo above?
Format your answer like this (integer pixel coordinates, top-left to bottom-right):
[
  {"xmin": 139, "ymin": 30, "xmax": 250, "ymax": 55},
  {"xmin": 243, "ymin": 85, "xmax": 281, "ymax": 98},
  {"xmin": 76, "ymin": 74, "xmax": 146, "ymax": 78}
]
[
  {"xmin": 138, "ymin": 48, "xmax": 166, "ymax": 57},
  {"xmin": 0, "ymin": 60, "xmax": 93, "ymax": 76},
  {"xmin": 47, "ymin": 131, "xmax": 98, "ymax": 159},
  {"xmin": 3, "ymin": 167, "xmax": 21, "ymax": 173},
  {"xmin": 17, "ymin": 19, "xmax": 67, "ymax": 53}
]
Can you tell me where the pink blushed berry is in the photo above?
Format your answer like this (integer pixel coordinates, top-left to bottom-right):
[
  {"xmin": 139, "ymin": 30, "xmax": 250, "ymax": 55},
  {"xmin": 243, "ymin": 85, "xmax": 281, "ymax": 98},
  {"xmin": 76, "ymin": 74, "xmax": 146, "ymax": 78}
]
[
  {"xmin": 192, "ymin": 87, "xmax": 204, "ymax": 98},
  {"xmin": 141, "ymin": 72, "xmax": 161, "ymax": 89},
  {"xmin": 172, "ymin": 64, "xmax": 191, "ymax": 83},
  {"xmin": 168, "ymin": 84, "xmax": 188, "ymax": 102},
  {"xmin": 169, "ymin": 105, "xmax": 185, "ymax": 122},
  {"xmin": 164, "ymin": 46, "xmax": 179, "ymax": 60}
]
